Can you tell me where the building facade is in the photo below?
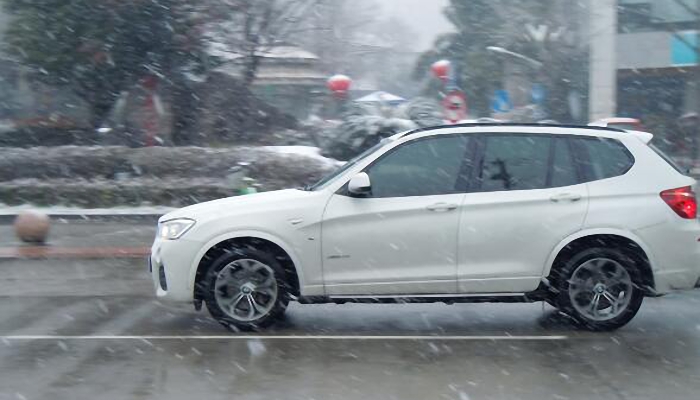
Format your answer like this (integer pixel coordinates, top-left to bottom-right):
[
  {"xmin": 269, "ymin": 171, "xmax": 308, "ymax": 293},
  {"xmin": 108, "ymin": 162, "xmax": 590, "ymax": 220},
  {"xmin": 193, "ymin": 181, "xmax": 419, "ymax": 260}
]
[
  {"xmin": 616, "ymin": 0, "xmax": 699, "ymax": 123},
  {"xmin": 211, "ymin": 44, "xmax": 327, "ymax": 121}
]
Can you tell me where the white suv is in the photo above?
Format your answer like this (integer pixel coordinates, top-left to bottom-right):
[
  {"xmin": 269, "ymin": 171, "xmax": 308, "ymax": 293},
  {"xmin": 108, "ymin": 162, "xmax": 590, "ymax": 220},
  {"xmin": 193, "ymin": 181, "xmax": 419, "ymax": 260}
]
[{"xmin": 149, "ymin": 124, "xmax": 700, "ymax": 331}]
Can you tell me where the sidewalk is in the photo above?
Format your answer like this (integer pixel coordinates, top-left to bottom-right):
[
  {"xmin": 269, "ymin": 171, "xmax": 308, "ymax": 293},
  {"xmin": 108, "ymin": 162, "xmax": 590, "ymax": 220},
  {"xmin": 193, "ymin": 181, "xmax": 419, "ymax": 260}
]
[
  {"xmin": 0, "ymin": 205, "xmax": 172, "ymax": 221},
  {"xmin": 0, "ymin": 219, "xmax": 156, "ymax": 296},
  {"xmin": 0, "ymin": 219, "xmax": 155, "ymax": 259}
]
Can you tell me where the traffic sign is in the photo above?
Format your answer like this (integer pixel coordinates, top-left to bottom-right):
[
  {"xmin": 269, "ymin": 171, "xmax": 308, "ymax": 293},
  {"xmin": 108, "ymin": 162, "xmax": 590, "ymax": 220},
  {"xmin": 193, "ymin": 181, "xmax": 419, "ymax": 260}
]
[
  {"xmin": 442, "ymin": 90, "xmax": 468, "ymax": 123},
  {"xmin": 492, "ymin": 90, "xmax": 512, "ymax": 113},
  {"xmin": 531, "ymin": 83, "xmax": 546, "ymax": 104}
]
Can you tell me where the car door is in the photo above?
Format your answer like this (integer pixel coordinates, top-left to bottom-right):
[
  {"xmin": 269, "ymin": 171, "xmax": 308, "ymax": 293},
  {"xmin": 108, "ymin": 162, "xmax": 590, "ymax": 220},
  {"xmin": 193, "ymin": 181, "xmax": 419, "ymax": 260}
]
[
  {"xmin": 457, "ymin": 134, "xmax": 589, "ymax": 293},
  {"xmin": 321, "ymin": 134, "xmax": 474, "ymax": 295}
]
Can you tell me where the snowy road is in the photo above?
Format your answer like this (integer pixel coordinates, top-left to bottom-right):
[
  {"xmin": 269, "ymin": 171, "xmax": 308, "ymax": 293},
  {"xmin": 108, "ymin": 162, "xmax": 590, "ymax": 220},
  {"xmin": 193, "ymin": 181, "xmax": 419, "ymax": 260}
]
[
  {"xmin": 1, "ymin": 285, "xmax": 700, "ymax": 399},
  {"xmin": 1, "ymin": 220, "xmax": 700, "ymax": 399}
]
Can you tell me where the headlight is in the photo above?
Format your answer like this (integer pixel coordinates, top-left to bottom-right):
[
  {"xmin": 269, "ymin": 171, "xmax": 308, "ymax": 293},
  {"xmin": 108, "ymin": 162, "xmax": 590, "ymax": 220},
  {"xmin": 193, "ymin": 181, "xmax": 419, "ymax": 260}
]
[{"xmin": 158, "ymin": 218, "xmax": 196, "ymax": 240}]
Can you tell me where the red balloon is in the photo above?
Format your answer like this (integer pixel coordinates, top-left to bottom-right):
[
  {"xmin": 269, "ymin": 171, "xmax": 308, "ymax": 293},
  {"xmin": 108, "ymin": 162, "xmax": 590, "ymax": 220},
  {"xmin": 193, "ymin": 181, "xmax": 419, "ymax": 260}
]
[
  {"xmin": 327, "ymin": 74, "xmax": 352, "ymax": 96},
  {"xmin": 431, "ymin": 60, "xmax": 451, "ymax": 82}
]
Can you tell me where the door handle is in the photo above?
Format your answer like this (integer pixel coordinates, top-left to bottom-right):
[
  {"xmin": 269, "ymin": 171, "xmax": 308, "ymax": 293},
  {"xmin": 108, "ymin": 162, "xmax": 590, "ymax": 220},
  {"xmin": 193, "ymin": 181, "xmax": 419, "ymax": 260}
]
[
  {"xmin": 550, "ymin": 193, "xmax": 582, "ymax": 202},
  {"xmin": 426, "ymin": 203, "xmax": 458, "ymax": 212}
]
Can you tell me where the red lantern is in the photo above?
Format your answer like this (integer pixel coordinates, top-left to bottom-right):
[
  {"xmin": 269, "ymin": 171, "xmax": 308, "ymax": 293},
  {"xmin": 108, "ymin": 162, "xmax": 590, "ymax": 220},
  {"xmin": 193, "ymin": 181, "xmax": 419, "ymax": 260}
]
[
  {"xmin": 327, "ymin": 74, "xmax": 352, "ymax": 98},
  {"xmin": 431, "ymin": 60, "xmax": 451, "ymax": 83}
]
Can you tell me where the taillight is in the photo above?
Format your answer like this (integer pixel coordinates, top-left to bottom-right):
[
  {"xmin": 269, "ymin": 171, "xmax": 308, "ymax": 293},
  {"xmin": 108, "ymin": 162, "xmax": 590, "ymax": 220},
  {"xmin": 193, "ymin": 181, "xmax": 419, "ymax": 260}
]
[{"xmin": 660, "ymin": 186, "xmax": 697, "ymax": 219}]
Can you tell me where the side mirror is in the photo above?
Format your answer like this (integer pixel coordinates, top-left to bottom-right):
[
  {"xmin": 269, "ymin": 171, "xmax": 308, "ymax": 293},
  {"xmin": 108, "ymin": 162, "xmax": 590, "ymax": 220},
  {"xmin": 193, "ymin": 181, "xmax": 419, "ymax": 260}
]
[{"xmin": 348, "ymin": 172, "xmax": 371, "ymax": 196}]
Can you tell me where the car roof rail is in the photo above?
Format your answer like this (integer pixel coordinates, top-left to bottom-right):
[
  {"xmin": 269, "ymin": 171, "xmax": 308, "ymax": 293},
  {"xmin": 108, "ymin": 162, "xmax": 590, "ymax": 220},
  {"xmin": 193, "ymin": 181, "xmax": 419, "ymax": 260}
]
[{"xmin": 400, "ymin": 122, "xmax": 626, "ymax": 138}]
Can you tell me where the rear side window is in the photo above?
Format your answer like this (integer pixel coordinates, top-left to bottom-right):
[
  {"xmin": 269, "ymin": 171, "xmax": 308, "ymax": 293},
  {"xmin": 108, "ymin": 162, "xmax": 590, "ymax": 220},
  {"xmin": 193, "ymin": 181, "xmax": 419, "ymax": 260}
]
[
  {"xmin": 572, "ymin": 137, "xmax": 634, "ymax": 181},
  {"xmin": 479, "ymin": 135, "xmax": 550, "ymax": 191}
]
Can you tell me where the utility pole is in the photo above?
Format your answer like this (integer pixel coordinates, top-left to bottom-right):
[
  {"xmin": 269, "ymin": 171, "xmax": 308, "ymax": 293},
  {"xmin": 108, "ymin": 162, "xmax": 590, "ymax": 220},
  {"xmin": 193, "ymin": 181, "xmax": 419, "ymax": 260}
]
[{"xmin": 588, "ymin": 0, "xmax": 617, "ymax": 121}]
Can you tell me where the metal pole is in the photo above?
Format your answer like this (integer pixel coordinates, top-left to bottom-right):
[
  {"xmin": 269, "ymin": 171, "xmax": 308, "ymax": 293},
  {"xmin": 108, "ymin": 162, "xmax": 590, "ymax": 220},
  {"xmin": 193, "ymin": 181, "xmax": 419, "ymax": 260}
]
[{"xmin": 588, "ymin": 0, "xmax": 617, "ymax": 121}]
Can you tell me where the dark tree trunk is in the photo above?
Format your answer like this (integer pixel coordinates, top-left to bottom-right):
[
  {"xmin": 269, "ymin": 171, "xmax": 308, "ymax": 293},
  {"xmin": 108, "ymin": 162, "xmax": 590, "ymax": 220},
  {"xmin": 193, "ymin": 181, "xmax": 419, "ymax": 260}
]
[
  {"xmin": 241, "ymin": 0, "xmax": 276, "ymax": 87},
  {"xmin": 243, "ymin": 55, "xmax": 261, "ymax": 86}
]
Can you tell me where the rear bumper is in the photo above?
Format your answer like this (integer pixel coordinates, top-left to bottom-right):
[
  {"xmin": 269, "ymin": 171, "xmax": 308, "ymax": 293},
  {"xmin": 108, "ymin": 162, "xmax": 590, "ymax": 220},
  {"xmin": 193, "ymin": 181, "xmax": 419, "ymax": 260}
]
[
  {"xmin": 636, "ymin": 220, "xmax": 700, "ymax": 294},
  {"xmin": 653, "ymin": 269, "xmax": 700, "ymax": 293}
]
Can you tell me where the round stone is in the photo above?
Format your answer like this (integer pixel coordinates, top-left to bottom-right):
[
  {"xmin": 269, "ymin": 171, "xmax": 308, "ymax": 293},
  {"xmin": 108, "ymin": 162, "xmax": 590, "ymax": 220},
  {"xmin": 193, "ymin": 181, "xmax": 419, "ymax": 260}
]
[{"xmin": 14, "ymin": 211, "xmax": 51, "ymax": 244}]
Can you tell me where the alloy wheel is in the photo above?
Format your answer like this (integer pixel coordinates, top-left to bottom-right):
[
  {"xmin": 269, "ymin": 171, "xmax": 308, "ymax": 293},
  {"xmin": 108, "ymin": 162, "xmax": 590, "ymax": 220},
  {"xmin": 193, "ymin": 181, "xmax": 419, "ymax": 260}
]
[
  {"xmin": 568, "ymin": 257, "xmax": 634, "ymax": 322},
  {"xmin": 214, "ymin": 258, "xmax": 278, "ymax": 322}
]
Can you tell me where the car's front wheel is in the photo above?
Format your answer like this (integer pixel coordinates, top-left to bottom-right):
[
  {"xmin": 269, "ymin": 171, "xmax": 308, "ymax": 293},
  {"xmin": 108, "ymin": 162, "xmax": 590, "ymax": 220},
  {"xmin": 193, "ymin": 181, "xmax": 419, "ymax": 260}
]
[
  {"xmin": 203, "ymin": 248, "xmax": 289, "ymax": 331},
  {"xmin": 556, "ymin": 248, "xmax": 644, "ymax": 331}
]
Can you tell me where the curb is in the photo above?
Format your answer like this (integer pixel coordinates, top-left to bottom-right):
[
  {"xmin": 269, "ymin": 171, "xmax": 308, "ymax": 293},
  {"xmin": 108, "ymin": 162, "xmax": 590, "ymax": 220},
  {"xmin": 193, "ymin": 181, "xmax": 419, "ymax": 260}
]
[
  {"xmin": 0, "ymin": 212, "xmax": 167, "ymax": 223},
  {"xmin": 0, "ymin": 246, "xmax": 150, "ymax": 260}
]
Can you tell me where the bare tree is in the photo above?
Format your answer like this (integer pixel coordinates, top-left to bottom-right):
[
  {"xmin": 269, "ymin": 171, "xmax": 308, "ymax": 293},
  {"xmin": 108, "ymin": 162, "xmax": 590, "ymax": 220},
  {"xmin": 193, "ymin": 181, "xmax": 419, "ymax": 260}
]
[
  {"xmin": 206, "ymin": 0, "xmax": 322, "ymax": 86},
  {"xmin": 292, "ymin": 0, "xmax": 380, "ymax": 75}
]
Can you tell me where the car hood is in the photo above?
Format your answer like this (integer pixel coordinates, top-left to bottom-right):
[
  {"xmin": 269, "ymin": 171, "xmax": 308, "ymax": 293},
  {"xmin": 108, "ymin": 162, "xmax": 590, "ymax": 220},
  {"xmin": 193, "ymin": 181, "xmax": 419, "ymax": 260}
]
[{"xmin": 159, "ymin": 189, "xmax": 315, "ymax": 222}]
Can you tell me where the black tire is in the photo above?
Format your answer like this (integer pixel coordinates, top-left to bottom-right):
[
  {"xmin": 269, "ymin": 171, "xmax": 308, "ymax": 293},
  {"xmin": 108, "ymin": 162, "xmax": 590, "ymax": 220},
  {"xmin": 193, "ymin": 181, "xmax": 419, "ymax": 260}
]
[
  {"xmin": 203, "ymin": 247, "xmax": 290, "ymax": 331},
  {"xmin": 555, "ymin": 247, "xmax": 644, "ymax": 331}
]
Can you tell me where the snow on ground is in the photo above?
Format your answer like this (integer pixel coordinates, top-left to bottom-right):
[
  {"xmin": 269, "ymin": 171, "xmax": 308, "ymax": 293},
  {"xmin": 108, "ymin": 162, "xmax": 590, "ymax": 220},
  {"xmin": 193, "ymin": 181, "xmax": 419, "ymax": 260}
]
[
  {"xmin": 262, "ymin": 146, "xmax": 341, "ymax": 166},
  {"xmin": 0, "ymin": 120, "xmax": 15, "ymax": 133}
]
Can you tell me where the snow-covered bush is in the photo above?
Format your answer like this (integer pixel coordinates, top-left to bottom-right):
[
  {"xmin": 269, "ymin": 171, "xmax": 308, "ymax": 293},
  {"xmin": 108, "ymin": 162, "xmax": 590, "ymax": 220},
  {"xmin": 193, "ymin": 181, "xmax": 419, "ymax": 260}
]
[
  {"xmin": 322, "ymin": 97, "xmax": 443, "ymax": 160},
  {"xmin": 0, "ymin": 146, "xmax": 337, "ymax": 207},
  {"xmin": 402, "ymin": 97, "xmax": 445, "ymax": 128}
]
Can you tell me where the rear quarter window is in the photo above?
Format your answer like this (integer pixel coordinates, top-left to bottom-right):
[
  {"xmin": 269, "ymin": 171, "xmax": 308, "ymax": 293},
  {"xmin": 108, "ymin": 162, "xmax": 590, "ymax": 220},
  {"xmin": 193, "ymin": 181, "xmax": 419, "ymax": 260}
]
[
  {"xmin": 649, "ymin": 143, "xmax": 689, "ymax": 176},
  {"xmin": 572, "ymin": 137, "xmax": 634, "ymax": 182}
]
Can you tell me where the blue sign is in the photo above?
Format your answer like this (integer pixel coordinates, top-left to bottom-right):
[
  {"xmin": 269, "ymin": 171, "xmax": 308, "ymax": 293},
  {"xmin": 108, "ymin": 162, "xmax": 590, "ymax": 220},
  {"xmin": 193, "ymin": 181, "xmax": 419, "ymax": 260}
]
[
  {"xmin": 446, "ymin": 62, "xmax": 459, "ymax": 91},
  {"xmin": 531, "ymin": 83, "xmax": 546, "ymax": 104},
  {"xmin": 672, "ymin": 31, "xmax": 698, "ymax": 66},
  {"xmin": 492, "ymin": 90, "xmax": 512, "ymax": 113}
]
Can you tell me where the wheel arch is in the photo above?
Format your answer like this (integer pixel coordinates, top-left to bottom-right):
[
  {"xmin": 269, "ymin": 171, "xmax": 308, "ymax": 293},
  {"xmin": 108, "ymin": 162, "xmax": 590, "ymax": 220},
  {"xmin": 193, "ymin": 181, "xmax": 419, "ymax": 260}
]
[
  {"xmin": 189, "ymin": 230, "xmax": 303, "ymax": 300},
  {"xmin": 544, "ymin": 229, "xmax": 657, "ymax": 294}
]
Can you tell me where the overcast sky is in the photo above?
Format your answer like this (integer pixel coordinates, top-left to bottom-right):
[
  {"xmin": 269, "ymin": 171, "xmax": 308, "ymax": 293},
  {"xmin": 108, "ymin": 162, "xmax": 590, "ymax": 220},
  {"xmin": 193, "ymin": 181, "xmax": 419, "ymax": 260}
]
[{"xmin": 377, "ymin": 0, "xmax": 452, "ymax": 51}]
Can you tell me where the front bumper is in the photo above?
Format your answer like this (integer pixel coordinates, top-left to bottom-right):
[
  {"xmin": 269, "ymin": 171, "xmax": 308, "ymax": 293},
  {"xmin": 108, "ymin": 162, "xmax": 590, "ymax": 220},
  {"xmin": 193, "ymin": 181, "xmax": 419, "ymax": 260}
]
[{"xmin": 150, "ymin": 237, "xmax": 205, "ymax": 303}]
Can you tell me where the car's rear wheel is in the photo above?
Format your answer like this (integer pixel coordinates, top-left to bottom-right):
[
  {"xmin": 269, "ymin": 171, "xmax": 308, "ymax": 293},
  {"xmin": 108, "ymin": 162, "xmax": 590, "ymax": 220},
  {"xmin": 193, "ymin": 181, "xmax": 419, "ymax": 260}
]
[
  {"xmin": 556, "ymin": 248, "xmax": 644, "ymax": 331},
  {"xmin": 203, "ymin": 248, "xmax": 289, "ymax": 331}
]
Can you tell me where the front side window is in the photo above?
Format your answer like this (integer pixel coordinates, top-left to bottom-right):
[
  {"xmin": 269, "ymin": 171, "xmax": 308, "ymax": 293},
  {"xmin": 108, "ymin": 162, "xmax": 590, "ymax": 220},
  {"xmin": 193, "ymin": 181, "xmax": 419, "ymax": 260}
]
[
  {"xmin": 308, "ymin": 138, "xmax": 392, "ymax": 191},
  {"xmin": 365, "ymin": 135, "xmax": 471, "ymax": 198},
  {"xmin": 479, "ymin": 135, "xmax": 551, "ymax": 192},
  {"xmin": 551, "ymin": 137, "xmax": 579, "ymax": 187}
]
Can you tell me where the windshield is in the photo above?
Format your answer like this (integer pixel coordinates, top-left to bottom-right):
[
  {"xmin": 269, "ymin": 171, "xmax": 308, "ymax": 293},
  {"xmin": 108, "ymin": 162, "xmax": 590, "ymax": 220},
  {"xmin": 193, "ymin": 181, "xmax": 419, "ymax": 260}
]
[{"xmin": 307, "ymin": 137, "xmax": 394, "ymax": 191}]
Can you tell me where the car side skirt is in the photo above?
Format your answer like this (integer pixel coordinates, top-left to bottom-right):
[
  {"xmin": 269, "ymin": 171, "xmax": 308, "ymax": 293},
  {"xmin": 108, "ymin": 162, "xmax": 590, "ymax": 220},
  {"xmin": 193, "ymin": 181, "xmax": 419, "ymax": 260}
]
[{"xmin": 298, "ymin": 289, "xmax": 550, "ymax": 305}]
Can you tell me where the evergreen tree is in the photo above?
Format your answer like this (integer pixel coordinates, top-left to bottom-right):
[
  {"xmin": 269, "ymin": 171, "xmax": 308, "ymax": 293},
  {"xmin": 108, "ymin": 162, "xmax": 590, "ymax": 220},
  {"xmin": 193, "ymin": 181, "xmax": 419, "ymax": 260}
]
[
  {"xmin": 2, "ymin": 0, "xmax": 208, "ymax": 126},
  {"xmin": 322, "ymin": 98, "xmax": 442, "ymax": 161},
  {"xmin": 415, "ymin": 0, "xmax": 588, "ymax": 121}
]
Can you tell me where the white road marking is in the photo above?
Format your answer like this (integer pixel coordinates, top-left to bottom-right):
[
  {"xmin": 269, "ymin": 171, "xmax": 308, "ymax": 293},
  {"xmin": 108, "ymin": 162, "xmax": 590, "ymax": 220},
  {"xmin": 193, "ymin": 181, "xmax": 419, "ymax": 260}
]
[{"xmin": 1, "ymin": 334, "xmax": 568, "ymax": 341}]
